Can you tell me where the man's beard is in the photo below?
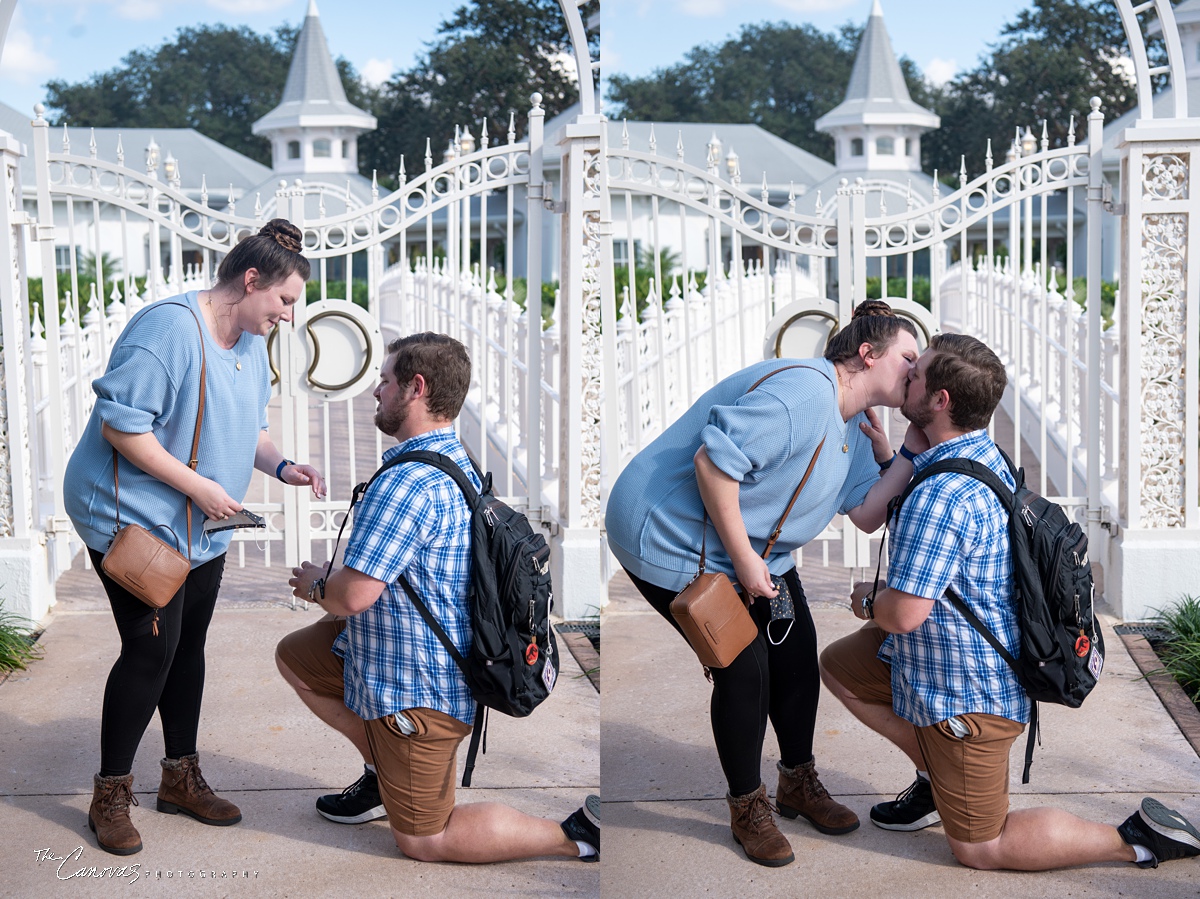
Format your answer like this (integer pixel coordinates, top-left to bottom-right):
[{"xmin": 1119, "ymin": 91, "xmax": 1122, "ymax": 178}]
[
  {"xmin": 902, "ymin": 388, "xmax": 935, "ymax": 429},
  {"xmin": 375, "ymin": 396, "xmax": 411, "ymax": 436}
]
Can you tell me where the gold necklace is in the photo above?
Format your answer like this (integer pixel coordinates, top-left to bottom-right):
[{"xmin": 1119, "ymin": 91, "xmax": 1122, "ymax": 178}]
[
  {"xmin": 203, "ymin": 292, "xmax": 241, "ymax": 369},
  {"xmin": 835, "ymin": 366, "xmax": 850, "ymax": 450}
]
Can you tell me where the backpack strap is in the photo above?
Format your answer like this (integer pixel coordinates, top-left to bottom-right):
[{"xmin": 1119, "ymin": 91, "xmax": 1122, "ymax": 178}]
[
  {"xmin": 890, "ymin": 455, "xmax": 1040, "ymax": 783},
  {"xmin": 322, "ymin": 448, "xmax": 479, "ymax": 682},
  {"xmin": 889, "ymin": 457, "xmax": 1017, "ymax": 522},
  {"xmin": 326, "ymin": 447, "xmax": 493, "ymax": 787},
  {"xmin": 374, "ymin": 450, "xmax": 489, "ymax": 787}
]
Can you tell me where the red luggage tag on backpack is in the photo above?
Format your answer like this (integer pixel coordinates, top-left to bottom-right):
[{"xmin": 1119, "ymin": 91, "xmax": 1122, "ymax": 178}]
[
  {"xmin": 1074, "ymin": 634, "xmax": 1090, "ymax": 657},
  {"xmin": 525, "ymin": 642, "xmax": 539, "ymax": 665}
]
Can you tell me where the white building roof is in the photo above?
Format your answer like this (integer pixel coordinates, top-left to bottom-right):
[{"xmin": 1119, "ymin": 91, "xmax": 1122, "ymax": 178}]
[
  {"xmin": 0, "ymin": 102, "xmax": 272, "ymax": 198},
  {"xmin": 542, "ymin": 108, "xmax": 836, "ymax": 194},
  {"xmin": 1101, "ymin": 77, "xmax": 1200, "ymax": 164},
  {"xmin": 815, "ymin": 0, "xmax": 939, "ymax": 132},
  {"xmin": 252, "ymin": 0, "xmax": 375, "ymax": 135}
]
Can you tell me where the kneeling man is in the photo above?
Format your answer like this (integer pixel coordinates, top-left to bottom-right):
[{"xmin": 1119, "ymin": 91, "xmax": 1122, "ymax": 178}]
[
  {"xmin": 820, "ymin": 333, "xmax": 1199, "ymax": 872},
  {"xmin": 277, "ymin": 333, "xmax": 598, "ymax": 864}
]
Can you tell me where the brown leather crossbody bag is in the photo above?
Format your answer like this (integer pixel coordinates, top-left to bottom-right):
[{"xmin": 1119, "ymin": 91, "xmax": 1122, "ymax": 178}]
[
  {"xmin": 669, "ymin": 365, "xmax": 830, "ymax": 668},
  {"xmin": 101, "ymin": 303, "xmax": 206, "ymax": 635}
]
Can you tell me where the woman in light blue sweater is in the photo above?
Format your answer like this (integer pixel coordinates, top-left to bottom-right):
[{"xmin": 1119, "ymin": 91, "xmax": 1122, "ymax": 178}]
[
  {"xmin": 605, "ymin": 301, "xmax": 928, "ymax": 867},
  {"xmin": 64, "ymin": 219, "xmax": 327, "ymax": 857}
]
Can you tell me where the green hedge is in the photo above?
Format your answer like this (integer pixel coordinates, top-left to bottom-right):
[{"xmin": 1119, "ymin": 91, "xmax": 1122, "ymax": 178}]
[
  {"xmin": 27, "ymin": 274, "xmax": 148, "ymax": 325},
  {"xmin": 305, "ymin": 280, "xmax": 369, "ymax": 309},
  {"xmin": 865, "ymin": 276, "xmax": 931, "ymax": 309}
]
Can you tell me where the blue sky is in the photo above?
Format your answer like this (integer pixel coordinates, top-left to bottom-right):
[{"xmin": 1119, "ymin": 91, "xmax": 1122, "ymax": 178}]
[
  {"xmin": 0, "ymin": 0, "xmax": 448, "ymax": 116},
  {"xmin": 0, "ymin": 0, "xmax": 1036, "ymax": 119},
  {"xmin": 602, "ymin": 0, "xmax": 1036, "ymax": 91}
]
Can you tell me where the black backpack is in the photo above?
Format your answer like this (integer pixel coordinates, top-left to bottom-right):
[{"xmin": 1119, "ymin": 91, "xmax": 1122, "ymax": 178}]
[
  {"xmin": 338, "ymin": 449, "xmax": 558, "ymax": 787},
  {"xmin": 889, "ymin": 450, "xmax": 1104, "ymax": 782}
]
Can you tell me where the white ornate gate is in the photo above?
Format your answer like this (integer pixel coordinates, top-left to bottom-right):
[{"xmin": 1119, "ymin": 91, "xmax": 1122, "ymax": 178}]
[
  {"xmin": 595, "ymin": 113, "xmax": 1117, "ymax": 583},
  {"xmin": 17, "ymin": 97, "xmax": 565, "ymax": 591}
]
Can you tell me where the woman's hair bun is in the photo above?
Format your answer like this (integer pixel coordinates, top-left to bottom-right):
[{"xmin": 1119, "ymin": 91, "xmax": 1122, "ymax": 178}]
[
  {"xmin": 851, "ymin": 299, "xmax": 896, "ymax": 320},
  {"xmin": 259, "ymin": 218, "xmax": 303, "ymax": 255}
]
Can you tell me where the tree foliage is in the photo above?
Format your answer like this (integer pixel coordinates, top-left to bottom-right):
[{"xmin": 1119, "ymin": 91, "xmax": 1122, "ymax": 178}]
[
  {"xmin": 363, "ymin": 0, "xmax": 597, "ymax": 186},
  {"xmin": 44, "ymin": 26, "xmax": 305, "ymax": 166},
  {"xmin": 609, "ymin": 22, "xmax": 880, "ymax": 163},
  {"xmin": 923, "ymin": 0, "xmax": 1153, "ymax": 180},
  {"xmin": 42, "ymin": 1, "xmax": 596, "ymax": 183},
  {"xmin": 607, "ymin": 0, "xmax": 1158, "ymax": 175}
]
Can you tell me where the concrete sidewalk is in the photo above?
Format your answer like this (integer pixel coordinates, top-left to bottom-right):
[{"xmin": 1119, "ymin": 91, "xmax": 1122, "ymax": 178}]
[
  {"xmin": 0, "ymin": 560, "xmax": 600, "ymax": 898},
  {"xmin": 603, "ymin": 569, "xmax": 1200, "ymax": 899}
]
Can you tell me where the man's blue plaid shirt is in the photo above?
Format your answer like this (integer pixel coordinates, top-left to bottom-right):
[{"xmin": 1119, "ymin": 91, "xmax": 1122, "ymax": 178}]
[
  {"xmin": 334, "ymin": 428, "xmax": 481, "ymax": 725},
  {"xmin": 881, "ymin": 429, "xmax": 1031, "ymax": 727}
]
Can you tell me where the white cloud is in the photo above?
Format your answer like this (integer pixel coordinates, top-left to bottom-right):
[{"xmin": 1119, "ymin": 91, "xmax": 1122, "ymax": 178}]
[
  {"xmin": 771, "ymin": 0, "xmax": 859, "ymax": 11},
  {"xmin": 41, "ymin": 0, "xmax": 293, "ymax": 20},
  {"xmin": 676, "ymin": 0, "xmax": 855, "ymax": 12},
  {"xmin": 205, "ymin": 0, "xmax": 294, "ymax": 13},
  {"xmin": 675, "ymin": 0, "xmax": 729, "ymax": 16},
  {"xmin": 114, "ymin": 0, "xmax": 164, "ymax": 21},
  {"xmin": 924, "ymin": 57, "xmax": 958, "ymax": 86},
  {"xmin": 0, "ymin": 13, "xmax": 56, "ymax": 85},
  {"xmin": 361, "ymin": 57, "xmax": 393, "ymax": 87}
]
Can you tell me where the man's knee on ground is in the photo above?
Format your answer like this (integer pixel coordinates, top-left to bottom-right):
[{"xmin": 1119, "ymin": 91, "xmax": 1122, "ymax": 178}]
[
  {"xmin": 947, "ymin": 833, "xmax": 1004, "ymax": 870},
  {"xmin": 392, "ymin": 826, "xmax": 448, "ymax": 862}
]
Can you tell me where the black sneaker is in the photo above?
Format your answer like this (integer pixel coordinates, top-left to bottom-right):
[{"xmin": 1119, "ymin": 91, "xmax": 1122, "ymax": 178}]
[
  {"xmin": 315, "ymin": 768, "xmax": 387, "ymax": 824},
  {"xmin": 1118, "ymin": 797, "xmax": 1200, "ymax": 868},
  {"xmin": 869, "ymin": 774, "xmax": 941, "ymax": 832},
  {"xmin": 560, "ymin": 794, "xmax": 600, "ymax": 862}
]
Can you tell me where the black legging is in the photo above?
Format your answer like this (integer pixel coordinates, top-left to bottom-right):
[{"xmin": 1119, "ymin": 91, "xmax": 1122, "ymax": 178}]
[
  {"xmin": 88, "ymin": 548, "xmax": 226, "ymax": 777},
  {"xmin": 627, "ymin": 566, "xmax": 820, "ymax": 798}
]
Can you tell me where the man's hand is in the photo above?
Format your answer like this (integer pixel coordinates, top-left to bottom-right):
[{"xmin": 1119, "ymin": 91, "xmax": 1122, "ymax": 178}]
[
  {"xmin": 850, "ymin": 579, "xmax": 883, "ymax": 620},
  {"xmin": 289, "ymin": 561, "xmax": 328, "ymax": 604}
]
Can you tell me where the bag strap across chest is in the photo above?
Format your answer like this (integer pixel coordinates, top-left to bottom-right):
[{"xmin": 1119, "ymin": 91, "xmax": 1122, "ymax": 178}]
[
  {"xmin": 111, "ymin": 301, "xmax": 207, "ymax": 560},
  {"xmin": 698, "ymin": 364, "xmax": 832, "ymax": 573}
]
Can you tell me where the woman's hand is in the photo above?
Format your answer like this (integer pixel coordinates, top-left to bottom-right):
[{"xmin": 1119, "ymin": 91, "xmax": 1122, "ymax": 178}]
[
  {"xmin": 282, "ymin": 463, "xmax": 328, "ymax": 499},
  {"xmin": 189, "ymin": 477, "xmax": 242, "ymax": 521},
  {"xmin": 733, "ymin": 552, "xmax": 778, "ymax": 600},
  {"xmin": 859, "ymin": 407, "xmax": 893, "ymax": 464},
  {"xmin": 902, "ymin": 423, "xmax": 931, "ymax": 456}
]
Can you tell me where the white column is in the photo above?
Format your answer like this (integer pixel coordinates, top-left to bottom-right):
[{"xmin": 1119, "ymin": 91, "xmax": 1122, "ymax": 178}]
[
  {"xmin": 278, "ymin": 180, "xmax": 311, "ymax": 568},
  {"xmin": 553, "ymin": 115, "xmax": 605, "ymax": 621},
  {"xmin": 0, "ymin": 127, "xmax": 54, "ymax": 622},
  {"xmin": 1111, "ymin": 124, "xmax": 1200, "ymax": 621}
]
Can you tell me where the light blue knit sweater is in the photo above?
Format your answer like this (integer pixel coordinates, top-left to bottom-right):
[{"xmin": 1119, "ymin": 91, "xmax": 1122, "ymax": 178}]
[
  {"xmin": 605, "ymin": 358, "xmax": 880, "ymax": 591},
  {"xmin": 64, "ymin": 292, "xmax": 271, "ymax": 565}
]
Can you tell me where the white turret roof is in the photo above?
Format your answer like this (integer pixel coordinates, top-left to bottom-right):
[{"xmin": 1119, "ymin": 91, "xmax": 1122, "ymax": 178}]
[
  {"xmin": 815, "ymin": 1, "xmax": 939, "ymax": 132},
  {"xmin": 252, "ymin": 0, "xmax": 375, "ymax": 135},
  {"xmin": 1150, "ymin": 0, "xmax": 1200, "ymax": 32}
]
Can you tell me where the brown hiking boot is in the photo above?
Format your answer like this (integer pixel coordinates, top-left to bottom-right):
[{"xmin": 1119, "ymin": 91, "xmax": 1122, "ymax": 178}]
[
  {"xmin": 89, "ymin": 773, "xmax": 142, "ymax": 855},
  {"xmin": 727, "ymin": 784, "xmax": 795, "ymax": 867},
  {"xmin": 157, "ymin": 754, "xmax": 242, "ymax": 826},
  {"xmin": 775, "ymin": 758, "xmax": 860, "ymax": 835}
]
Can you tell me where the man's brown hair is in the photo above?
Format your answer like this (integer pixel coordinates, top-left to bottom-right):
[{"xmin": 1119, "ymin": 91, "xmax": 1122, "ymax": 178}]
[
  {"xmin": 388, "ymin": 333, "xmax": 471, "ymax": 421},
  {"xmin": 925, "ymin": 333, "xmax": 1008, "ymax": 431}
]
